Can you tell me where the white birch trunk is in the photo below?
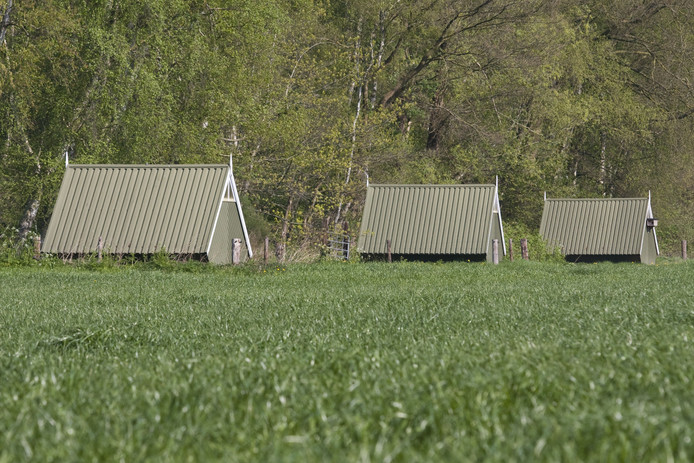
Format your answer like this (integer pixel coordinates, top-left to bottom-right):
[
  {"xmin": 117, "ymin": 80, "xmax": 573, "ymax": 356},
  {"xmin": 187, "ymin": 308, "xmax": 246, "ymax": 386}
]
[
  {"xmin": 600, "ymin": 131, "xmax": 606, "ymax": 196},
  {"xmin": 335, "ymin": 84, "xmax": 362, "ymax": 225}
]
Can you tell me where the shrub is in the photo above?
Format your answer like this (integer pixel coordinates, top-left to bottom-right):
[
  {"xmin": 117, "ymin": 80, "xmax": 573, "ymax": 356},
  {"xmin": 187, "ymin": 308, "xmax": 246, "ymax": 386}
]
[
  {"xmin": 0, "ymin": 227, "xmax": 42, "ymax": 266},
  {"xmin": 503, "ymin": 221, "xmax": 564, "ymax": 262}
]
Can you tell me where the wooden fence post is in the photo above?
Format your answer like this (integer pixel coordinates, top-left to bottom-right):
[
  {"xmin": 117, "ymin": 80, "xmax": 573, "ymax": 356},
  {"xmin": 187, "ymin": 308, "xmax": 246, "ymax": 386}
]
[
  {"xmin": 323, "ymin": 217, "xmax": 330, "ymax": 247},
  {"xmin": 34, "ymin": 236, "xmax": 41, "ymax": 260},
  {"xmin": 387, "ymin": 239, "xmax": 392, "ymax": 263},
  {"xmin": 232, "ymin": 238, "xmax": 241, "ymax": 265},
  {"xmin": 683, "ymin": 240, "xmax": 688, "ymax": 260},
  {"xmin": 508, "ymin": 238, "xmax": 514, "ymax": 262},
  {"xmin": 98, "ymin": 236, "xmax": 103, "ymax": 262},
  {"xmin": 343, "ymin": 221, "xmax": 350, "ymax": 260},
  {"xmin": 492, "ymin": 239, "xmax": 499, "ymax": 264},
  {"xmin": 264, "ymin": 237, "xmax": 269, "ymax": 264},
  {"xmin": 520, "ymin": 238, "xmax": 529, "ymax": 260},
  {"xmin": 275, "ymin": 241, "xmax": 286, "ymax": 263}
]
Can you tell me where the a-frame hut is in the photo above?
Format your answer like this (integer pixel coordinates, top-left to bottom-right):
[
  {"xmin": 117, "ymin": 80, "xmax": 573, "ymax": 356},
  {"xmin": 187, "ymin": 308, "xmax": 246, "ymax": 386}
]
[
  {"xmin": 358, "ymin": 180, "xmax": 505, "ymax": 261},
  {"xmin": 42, "ymin": 161, "xmax": 253, "ymax": 264},
  {"xmin": 539, "ymin": 194, "xmax": 659, "ymax": 264}
]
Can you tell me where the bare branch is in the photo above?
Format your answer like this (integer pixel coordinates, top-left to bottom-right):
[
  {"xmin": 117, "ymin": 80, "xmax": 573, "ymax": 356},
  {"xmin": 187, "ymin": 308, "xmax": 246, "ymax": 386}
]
[{"xmin": 0, "ymin": 0, "xmax": 13, "ymax": 45}]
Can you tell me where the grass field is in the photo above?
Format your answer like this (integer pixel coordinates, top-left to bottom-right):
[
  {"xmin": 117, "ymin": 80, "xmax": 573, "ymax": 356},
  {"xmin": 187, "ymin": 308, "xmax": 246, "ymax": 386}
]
[{"xmin": 1, "ymin": 260, "xmax": 693, "ymax": 462}]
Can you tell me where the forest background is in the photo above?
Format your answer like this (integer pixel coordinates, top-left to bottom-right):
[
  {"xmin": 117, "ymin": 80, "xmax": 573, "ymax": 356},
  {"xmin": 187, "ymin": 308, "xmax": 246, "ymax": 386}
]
[{"xmin": 1, "ymin": 0, "xmax": 693, "ymax": 257}]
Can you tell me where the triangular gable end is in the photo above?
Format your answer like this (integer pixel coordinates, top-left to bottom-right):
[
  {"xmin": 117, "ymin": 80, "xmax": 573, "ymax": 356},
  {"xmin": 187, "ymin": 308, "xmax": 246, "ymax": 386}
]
[
  {"xmin": 640, "ymin": 192, "xmax": 659, "ymax": 256},
  {"xmin": 230, "ymin": 166, "xmax": 253, "ymax": 259},
  {"xmin": 206, "ymin": 165, "xmax": 254, "ymax": 259},
  {"xmin": 484, "ymin": 177, "xmax": 506, "ymax": 259},
  {"xmin": 493, "ymin": 177, "xmax": 506, "ymax": 255}
]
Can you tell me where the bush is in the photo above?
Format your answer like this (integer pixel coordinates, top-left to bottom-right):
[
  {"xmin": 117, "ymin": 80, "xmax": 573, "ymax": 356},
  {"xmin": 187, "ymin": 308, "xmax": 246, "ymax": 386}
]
[
  {"xmin": 0, "ymin": 227, "xmax": 42, "ymax": 266},
  {"xmin": 503, "ymin": 221, "xmax": 564, "ymax": 262}
]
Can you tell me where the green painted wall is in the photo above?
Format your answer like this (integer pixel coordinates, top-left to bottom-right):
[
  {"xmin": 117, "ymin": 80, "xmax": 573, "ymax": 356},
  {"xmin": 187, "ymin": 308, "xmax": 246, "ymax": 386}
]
[
  {"xmin": 641, "ymin": 227, "xmax": 658, "ymax": 265},
  {"xmin": 486, "ymin": 212, "xmax": 503, "ymax": 262}
]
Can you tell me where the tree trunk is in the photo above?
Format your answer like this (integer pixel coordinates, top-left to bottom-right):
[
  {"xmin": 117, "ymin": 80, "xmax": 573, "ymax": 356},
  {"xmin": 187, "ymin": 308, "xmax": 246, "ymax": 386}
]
[
  {"xmin": 304, "ymin": 182, "xmax": 323, "ymax": 233},
  {"xmin": 370, "ymin": 11, "xmax": 386, "ymax": 109},
  {"xmin": 17, "ymin": 137, "xmax": 42, "ymax": 245},
  {"xmin": 18, "ymin": 197, "xmax": 40, "ymax": 243},
  {"xmin": 599, "ymin": 131, "xmax": 607, "ymax": 195},
  {"xmin": 426, "ymin": 67, "xmax": 450, "ymax": 151},
  {"xmin": 380, "ymin": 56, "xmax": 433, "ymax": 107},
  {"xmin": 277, "ymin": 194, "xmax": 294, "ymax": 262},
  {"xmin": 0, "ymin": 0, "xmax": 12, "ymax": 44},
  {"xmin": 335, "ymin": 83, "xmax": 362, "ymax": 224},
  {"xmin": 242, "ymin": 142, "xmax": 260, "ymax": 194}
]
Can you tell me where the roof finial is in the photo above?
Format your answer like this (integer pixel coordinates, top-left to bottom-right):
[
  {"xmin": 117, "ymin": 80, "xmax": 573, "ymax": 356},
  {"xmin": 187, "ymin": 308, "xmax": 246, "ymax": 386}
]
[
  {"xmin": 544, "ymin": 191, "xmax": 547, "ymax": 201},
  {"xmin": 65, "ymin": 149, "xmax": 69, "ymax": 168},
  {"xmin": 229, "ymin": 152, "xmax": 233, "ymax": 172}
]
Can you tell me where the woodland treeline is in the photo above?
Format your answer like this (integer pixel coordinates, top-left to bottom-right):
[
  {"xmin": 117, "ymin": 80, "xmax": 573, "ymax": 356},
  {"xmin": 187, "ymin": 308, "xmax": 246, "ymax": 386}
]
[{"xmin": 1, "ymin": 0, "xmax": 693, "ymax": 255}]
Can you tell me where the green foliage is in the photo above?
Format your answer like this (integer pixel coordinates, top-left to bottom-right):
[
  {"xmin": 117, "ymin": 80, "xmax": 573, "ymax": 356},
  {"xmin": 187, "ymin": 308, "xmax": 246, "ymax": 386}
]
[
  {"xmin": 0, "ymin": 227, "xmax": 40, "ymax": 266},
  {"xmin": 503, "ymin": 222, "xmax": 564, "ymax": 263},
  {"xmin": 240, "ymin": 198, "xmax": 273, "ymax": 244},
  {"xmin": 146, "ymin": 247, "xmax": 174, "ymax": 270},
  {"xmin": 1, "ymin": 262, "xmax": 694, "ymax": 461},
  {"xmin": 1, "ymin": 0, "xmax": 692, "ymax": 255}
]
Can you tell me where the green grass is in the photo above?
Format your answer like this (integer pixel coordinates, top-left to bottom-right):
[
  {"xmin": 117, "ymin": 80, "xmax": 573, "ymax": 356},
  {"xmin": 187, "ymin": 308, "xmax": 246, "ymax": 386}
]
[{"xmin": 1, "ymin": 261, "xmax": 693, "ymax": 462}]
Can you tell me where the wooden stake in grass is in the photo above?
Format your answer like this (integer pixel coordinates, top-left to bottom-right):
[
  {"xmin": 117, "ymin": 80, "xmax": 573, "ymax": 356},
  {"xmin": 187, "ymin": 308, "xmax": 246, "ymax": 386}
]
[
  {"xmin": 520, "ymin": 238, "xmax": 529, "ymax": 260},
  {"xmin": 492, "ymin": 239, "xmax": 499, "ymax": 265},
  {"xmin": 232, "ymin": 238, "xmax": 241, "ymax": 265},
  {"xmin": 509, "ymin": 238, "xmax": 514, "ymax": 262},
  {"xmin": 98, "ymin": 236, "xmax": 103, "ymax": 262},
  {"xmin": 387, "ymin": 239, "xmax": 392, "ymax": 263},
  {"xmin": 683, "ymin": 240, "xmax": 688, "ymax": 260},
  {"xmin": 34, "ymin": 236, "xmax": 41, "ymax": 260},
  {"xmin": 323, "ymin": 217, "xmax": 330, "ymax": 247},
  {"xmin": 264, "ymin": 237, "xmax": 269, "ymax": 265}
]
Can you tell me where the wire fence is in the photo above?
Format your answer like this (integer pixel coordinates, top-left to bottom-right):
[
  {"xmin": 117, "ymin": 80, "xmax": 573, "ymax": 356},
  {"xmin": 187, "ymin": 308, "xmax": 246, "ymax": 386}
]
[{"xmin": 327, "ymin": 230, "xmax": 351, "ymax": 260}]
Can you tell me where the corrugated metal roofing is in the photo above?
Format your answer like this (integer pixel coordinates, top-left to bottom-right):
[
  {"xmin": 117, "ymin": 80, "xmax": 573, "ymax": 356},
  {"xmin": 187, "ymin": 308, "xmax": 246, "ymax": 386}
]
[
  {"xmin": 539, "ymin": 198, "xmax": 649, "ymax": 255},
  {"xmin": 43, "ymin": 164, "xmax": 229, "ymax": 255},
  {"xmin": 358, "ymin": 184, "xmax": 497, "ymax": 254}
]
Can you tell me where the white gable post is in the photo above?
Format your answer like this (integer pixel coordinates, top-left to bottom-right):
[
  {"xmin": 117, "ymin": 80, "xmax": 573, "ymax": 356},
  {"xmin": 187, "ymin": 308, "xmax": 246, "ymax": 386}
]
[
  {"xmin": 647, "ymin": 191, "xmax": 659, "ymax": 255},
  {"xmin": 229, "ymin": 158, "xmax": 253, "ymax": 259},
  {"xmin": 495, "ymin": 176, "xmax": 507, "ymax": 255},
  {"xmin": 206, "ymin": 160, "xmax": 254, "ymax": 260}
]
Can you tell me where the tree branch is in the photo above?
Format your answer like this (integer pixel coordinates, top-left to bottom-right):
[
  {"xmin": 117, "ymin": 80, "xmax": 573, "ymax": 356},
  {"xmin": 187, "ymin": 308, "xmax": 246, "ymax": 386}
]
[{"xmin": 0, "ymin": 0, "xmax": 13, "ymax": 45}]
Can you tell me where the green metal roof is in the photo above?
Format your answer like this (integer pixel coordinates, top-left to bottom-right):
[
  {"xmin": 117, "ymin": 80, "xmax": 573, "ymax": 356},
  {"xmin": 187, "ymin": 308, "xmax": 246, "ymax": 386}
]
[
  {"xmin": 43, "ymin": 164, "xmax": 234, "ymax": 255},
  {"xmin": 539, "ymin": 197, "xmax": 653, "ymax": 255},
  {"xmin": 358, "ymin": 184, "xmax": 501, "ymax": 255}
]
